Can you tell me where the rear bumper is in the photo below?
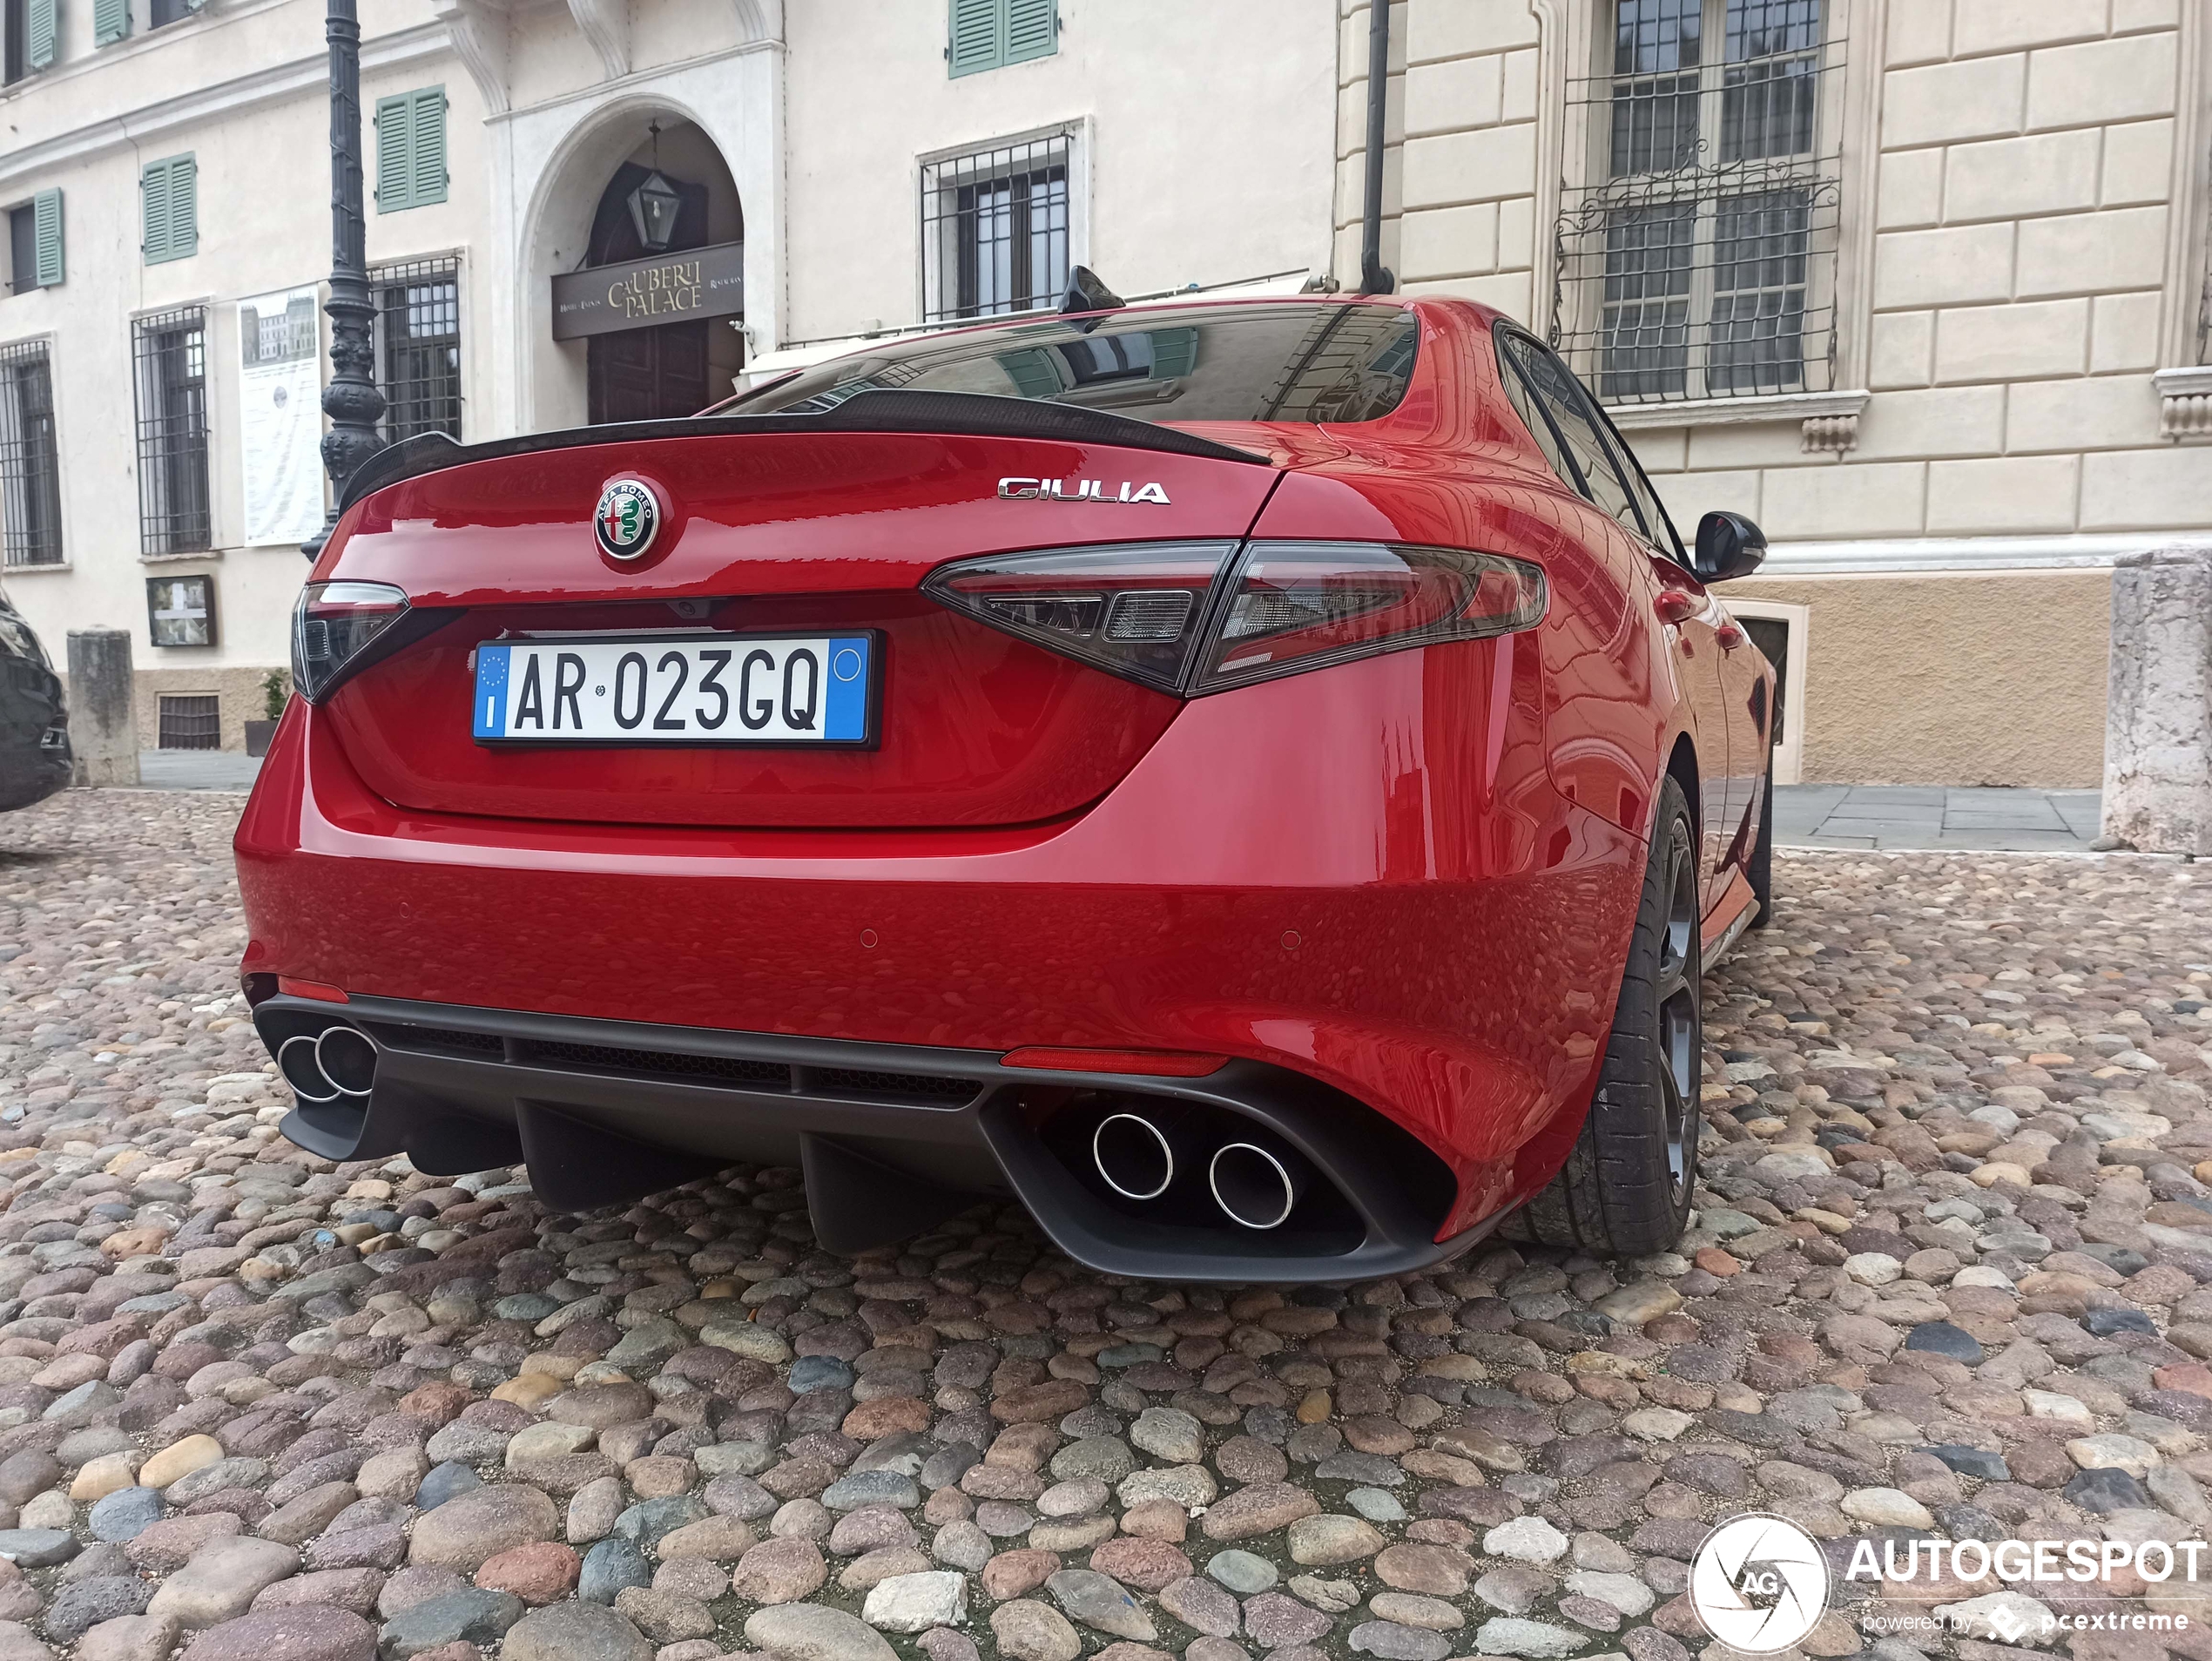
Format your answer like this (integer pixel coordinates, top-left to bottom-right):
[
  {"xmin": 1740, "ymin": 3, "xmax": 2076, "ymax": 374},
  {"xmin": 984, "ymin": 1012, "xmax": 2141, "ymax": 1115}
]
[
  {"xmin": 236, "ymin": 643, "xmax": 1647, "ymax": 1258},
  {"xmin": 253, "ymin": 989, "xmax": 1478, "ymax": 1282}
]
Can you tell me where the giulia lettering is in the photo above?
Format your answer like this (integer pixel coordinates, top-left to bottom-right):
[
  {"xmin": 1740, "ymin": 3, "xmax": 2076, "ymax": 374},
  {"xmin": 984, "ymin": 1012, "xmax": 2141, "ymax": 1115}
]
[{"xmin": 996, "ymin": 476, "xmax": 1170, "ymax": 504}]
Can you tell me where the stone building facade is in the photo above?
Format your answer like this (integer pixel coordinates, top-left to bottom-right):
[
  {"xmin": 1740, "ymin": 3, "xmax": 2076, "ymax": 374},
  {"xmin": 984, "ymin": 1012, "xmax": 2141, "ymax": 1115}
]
[
  {"xmin": 1, "ymin": 0, "xmax": 2205, "ymax": 783},
  {"xmin": 0, "ymin": 0, "xmax": 1334, "ymax": 750},
  {"xmin": 1337, "ymin": 0, "xmax": 2212, "ymax": 786}
]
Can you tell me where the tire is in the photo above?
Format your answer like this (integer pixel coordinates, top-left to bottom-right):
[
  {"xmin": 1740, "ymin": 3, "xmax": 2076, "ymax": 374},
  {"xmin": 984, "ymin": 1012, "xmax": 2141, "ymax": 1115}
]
[
  {"xmin": 1747, "ymin": 753, "xmax": 1775, "ymax": 928},
  {"xmin": 1521, "ymin": 773, "xmax": 1702, "ymax": 1257}
]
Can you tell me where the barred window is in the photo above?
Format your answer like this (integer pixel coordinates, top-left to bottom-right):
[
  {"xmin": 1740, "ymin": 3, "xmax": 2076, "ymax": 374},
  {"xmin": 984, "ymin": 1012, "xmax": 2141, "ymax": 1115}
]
[
  {"xmin": 0, "ymin": 341, "xmax": 62, "ymax": 568},
  {"xmin": 132, "ymin": 307, "xmax": 211, "ymax": 557},
  {"xmin": 1555, "ymin": 0, "xmax": 1844, "ymax": 404},
  {"xmin": 921, "ymin": 133, "xmax": 1071, "ymax": 323},
  {"xmin": 372, "ymin": 258, "xmax": 462, "ymax": 442}
]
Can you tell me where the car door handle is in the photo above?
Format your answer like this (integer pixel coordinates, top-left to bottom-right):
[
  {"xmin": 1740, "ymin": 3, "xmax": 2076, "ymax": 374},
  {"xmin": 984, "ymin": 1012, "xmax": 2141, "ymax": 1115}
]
[{"xmin": 1716, "ymin": 619, "xmax": 1745, "ymax": 650}]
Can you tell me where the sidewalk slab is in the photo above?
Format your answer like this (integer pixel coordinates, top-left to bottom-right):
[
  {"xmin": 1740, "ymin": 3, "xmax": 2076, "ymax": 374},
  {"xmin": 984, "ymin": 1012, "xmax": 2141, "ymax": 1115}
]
[
  {"xmin": 132, "ymin": 752, "xmax": 264, "ymax": 792},
  {"xmin": 1777, "ymin": 784, "xmax": 2101, "ymax": 853}
]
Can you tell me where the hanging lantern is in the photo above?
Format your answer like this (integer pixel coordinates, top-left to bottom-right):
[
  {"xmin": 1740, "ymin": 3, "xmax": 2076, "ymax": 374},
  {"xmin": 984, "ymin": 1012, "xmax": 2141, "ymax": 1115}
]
[{"xmin": 627, "ymin": 170, "xmax": 682, "ymax": 253}]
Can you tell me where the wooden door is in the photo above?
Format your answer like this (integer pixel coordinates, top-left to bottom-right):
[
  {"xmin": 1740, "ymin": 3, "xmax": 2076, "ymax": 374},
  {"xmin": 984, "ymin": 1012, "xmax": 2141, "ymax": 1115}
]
[{"xmin": 588, "ymin": 321, "xmax": 710, "ymax": 424}]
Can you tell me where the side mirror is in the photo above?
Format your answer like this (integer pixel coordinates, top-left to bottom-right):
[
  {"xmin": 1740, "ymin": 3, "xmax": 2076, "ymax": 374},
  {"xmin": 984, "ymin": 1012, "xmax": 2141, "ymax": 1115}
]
[{"xmin": 1695, "ymin": 510, "xmax": 1767, "ymax": 583}]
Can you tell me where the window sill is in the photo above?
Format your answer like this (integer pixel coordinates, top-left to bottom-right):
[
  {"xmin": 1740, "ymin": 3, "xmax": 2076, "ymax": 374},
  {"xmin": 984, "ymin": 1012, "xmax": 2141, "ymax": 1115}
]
[
  {"xmin": 140, "ymin": 548, "xmax": 222, "ymax": 564},
  {"xmin": 1, "ymin": 561, "xmax": 70, "ymax": 573},
  {"xmin": 1603, "ymin": 388, "xmax": 1871, "ymax": 454}
]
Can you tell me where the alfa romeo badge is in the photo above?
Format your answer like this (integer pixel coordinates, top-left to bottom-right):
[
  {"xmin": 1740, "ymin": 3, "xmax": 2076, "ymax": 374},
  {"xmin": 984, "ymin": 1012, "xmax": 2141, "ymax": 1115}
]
[{"xmin": 595, "ymin": 478, "xmax": 661, "ymax": 561}]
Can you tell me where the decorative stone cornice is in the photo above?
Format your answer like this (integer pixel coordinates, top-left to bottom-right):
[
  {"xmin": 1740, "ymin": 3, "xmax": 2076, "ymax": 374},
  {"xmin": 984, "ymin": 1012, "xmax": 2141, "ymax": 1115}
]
[
  {"xmin": 1755, "ymin": 531, "xmax": 2212, "ymax": 577},
  {"xmin": 567, "ymin": 0, "xmax": 629, "ymax": 80},
  {"xmin": 731, "ymin": 0, "xmax": 781, "ymax": 43},
  {"xmin": 0, "ymin": 22, "xmax": 448, "ymax": 192},
  {"xmin": 2154, "ymin": 366, "xmax": 2212, "ymax": 440},
  {"xmin": 1603, "ymin": 388, "xmax": 1871, "ymax": 456},
  {"xmin": 431, "ymin": 0, "xmax": 509, "ymax": 116}
]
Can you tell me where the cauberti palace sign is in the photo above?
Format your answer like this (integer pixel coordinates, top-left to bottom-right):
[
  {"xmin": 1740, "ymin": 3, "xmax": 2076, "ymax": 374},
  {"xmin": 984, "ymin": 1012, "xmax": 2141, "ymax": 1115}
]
[{"xmin": 552, "ymin": 241, "xmax": 745, "ymax": 341}]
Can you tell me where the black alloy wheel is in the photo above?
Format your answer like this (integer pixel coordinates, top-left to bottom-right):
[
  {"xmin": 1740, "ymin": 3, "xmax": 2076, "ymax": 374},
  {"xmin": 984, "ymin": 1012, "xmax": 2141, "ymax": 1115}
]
[{"xmin": 1521, "ymin": 773, "xmax": 1703, "ymax": 1255}]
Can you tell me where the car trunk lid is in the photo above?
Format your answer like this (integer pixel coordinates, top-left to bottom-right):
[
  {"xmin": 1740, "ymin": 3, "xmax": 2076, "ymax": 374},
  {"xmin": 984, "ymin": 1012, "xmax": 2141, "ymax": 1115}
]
[{"xmin": 317, "ymin": 426, "xmax": 1281, "ymax": 829}]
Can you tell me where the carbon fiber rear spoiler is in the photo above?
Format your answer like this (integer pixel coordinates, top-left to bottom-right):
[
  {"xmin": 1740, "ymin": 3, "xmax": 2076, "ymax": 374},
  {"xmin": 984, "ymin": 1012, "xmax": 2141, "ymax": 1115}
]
[{"xmin": 339, "ymin": 388, "xmax": 1274, "ymax": 512}]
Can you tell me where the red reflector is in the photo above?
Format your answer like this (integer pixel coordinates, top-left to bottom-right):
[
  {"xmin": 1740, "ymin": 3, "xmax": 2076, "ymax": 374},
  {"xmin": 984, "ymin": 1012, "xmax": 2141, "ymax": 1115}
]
[
  {"xmin": 279, "ymin": 977, "xmax": 349, "ymax": 1003},
  {"xmin": 1001, "ymin": 1046, "xmax": 1227, "ymax": 1077}
]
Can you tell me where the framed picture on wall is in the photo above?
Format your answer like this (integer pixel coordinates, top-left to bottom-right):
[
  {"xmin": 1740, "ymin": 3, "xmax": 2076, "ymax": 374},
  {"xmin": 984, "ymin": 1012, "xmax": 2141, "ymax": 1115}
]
[{"xmin": 147, "ymin": 574, "xmax": 217, "ymax": 648}]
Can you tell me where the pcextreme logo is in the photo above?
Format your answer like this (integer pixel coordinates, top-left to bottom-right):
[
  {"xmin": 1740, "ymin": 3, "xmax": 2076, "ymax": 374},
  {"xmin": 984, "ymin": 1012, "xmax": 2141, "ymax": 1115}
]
[
  {"xmin": 1689, "ymin": 1514, "xmax": 1831, "ymax": 1654},
  {"xmin": 997, "ymin": 476, "xmax": 1171, "ymax": 504}
]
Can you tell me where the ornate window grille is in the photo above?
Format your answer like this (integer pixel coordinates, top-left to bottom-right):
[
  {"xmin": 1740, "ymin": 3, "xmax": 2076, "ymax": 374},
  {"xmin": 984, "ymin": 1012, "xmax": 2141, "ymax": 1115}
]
[
  {"xmin": 1554, "ymin": 0, "xmax": 1845, "ymax": 404},
  {"xmin": 372, "ymin": 257, "xmax": 462, "ymax": 442},
  {"xmin": 921, "ymin": 132, "xmax": 1072, "ymax": 323},
  {"xmin": 0, "ymin": 341, "xmax": 63, "ymax": 568},
  {"xmin": 132, "ymin": 307, "xmax": 211, "ymax": 557}
]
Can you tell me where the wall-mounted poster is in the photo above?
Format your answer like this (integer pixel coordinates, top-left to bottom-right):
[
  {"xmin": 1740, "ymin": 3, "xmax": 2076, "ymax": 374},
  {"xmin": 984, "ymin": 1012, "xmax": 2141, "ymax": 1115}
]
[{"xmin": 236, "ymin": 287, "xmax": 325, "ymax": 547}]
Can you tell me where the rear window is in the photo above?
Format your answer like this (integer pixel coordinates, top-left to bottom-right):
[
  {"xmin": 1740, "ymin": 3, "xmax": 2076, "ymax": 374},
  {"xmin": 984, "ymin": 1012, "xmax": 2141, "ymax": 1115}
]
[{"xmin": 730, "ymin": 302, "xmax": 1421, "ymax": 426}]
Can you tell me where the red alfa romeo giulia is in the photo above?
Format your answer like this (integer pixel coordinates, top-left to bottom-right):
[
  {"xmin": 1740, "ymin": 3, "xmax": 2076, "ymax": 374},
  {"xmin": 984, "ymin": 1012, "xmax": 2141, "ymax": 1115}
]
[{"xmin": 235, "ymin": 286, "xmax": 1776, "ymax": 1282}]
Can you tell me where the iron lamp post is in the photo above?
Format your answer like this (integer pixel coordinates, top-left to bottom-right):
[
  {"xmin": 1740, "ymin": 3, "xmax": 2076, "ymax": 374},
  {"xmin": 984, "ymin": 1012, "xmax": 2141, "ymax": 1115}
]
[{"xmin": 303, "ymin": 0, "xmax": 386, "ymax": 558}]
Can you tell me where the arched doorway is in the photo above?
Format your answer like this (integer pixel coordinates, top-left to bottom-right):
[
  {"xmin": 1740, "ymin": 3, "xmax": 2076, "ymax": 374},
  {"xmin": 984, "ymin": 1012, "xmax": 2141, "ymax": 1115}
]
[{"xmin": 568, "ymin": 120, "xmax": 745, "ymax": 424}]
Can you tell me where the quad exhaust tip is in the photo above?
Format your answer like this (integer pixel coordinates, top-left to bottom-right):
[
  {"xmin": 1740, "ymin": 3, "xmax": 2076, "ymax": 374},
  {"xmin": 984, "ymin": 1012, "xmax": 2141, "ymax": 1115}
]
[
  {"xmin": 1210, "ymin": 1141, "xmax": 1303, "ymax": 1230},
  {"xmin": 1091, "ymin": 1112, "xmax": 1174, "ymax": 1200},
  {"xmin": 1089, "ymin": 1108, "xmax": 1308, "ymax": 1230},
  {"xmin": 278, "ymin": 1025, "xmax": 377, "ymax": 1104}
]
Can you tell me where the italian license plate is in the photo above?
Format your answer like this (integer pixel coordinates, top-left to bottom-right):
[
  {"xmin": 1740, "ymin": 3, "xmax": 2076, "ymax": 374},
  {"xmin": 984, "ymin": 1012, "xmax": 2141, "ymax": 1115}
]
[{"xmin": 472, "ymin": 633, "xmax": 878, "ymax": 746}]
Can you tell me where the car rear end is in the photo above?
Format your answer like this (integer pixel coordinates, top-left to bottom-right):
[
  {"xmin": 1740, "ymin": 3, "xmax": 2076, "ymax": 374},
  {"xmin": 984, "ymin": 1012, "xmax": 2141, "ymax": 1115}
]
[{"xmin": 235, "ymin": 297, "xmax": 1642, "ymax": 1280}]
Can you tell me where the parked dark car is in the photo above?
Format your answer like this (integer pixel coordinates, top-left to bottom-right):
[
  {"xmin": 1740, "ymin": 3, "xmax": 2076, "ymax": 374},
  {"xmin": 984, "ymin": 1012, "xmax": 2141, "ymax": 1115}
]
[{"xmin": 0, "ymin": 590, "xmax": 70, "ymax": 812}]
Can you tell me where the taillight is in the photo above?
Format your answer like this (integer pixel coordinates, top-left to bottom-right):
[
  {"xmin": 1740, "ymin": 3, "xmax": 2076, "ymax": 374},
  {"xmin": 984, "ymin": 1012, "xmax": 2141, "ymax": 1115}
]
[
  {"xmin": 1199, "ymin": 542, "xmax": 1546, "ymax": 692},
  {"xmin": 920, "ymin": 542, "xmax": 1238, "ymax": 693},
  {"xmin": 924, "ymin": 539, "xmax": 1545, "ymax": 696},
  {"xmin": 292, "ymin": 581, "xmax": 414, "ymax": 702}
]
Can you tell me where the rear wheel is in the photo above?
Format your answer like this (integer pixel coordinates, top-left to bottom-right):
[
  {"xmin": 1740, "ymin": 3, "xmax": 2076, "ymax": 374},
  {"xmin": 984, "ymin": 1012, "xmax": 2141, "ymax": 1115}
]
[{"xmin": 1521, "ymin": 773, "xmax": 1701, "ymax": 1256}]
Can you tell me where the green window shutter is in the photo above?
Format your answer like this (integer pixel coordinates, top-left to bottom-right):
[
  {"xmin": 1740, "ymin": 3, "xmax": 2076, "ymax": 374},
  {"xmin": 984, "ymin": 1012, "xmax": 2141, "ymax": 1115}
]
[
  {"xmin": 1005, "ymin": 0, "xmax": 1055, "ymax": 63},
  {"xmin": 141, "ymin": 162, "xmax": 171, "ymax": 264},
  {"xmin": 94, "ymin": 0, "xmax": 130, "ymax": 46},
  {"xmin": 948, "ymin": 0, "xmax": 1001, "ymax": 76},
  {"xmin": 1147, "ymin": 327, "xmax": 1197, "ymax": 380},
  {"xmin": 168, "ymin": 155, "xmax": 197, "ymax": 259},
  {"xmin": 31, "ymin": 191, "xmax": 62, "ymax": 287},
  {"xmin": 27, "ymin": 0, "xmax": 57, "ymax": 68},
  {"xmin": 143, "ymin": 156, "xmax": 194, "ymax": 263},
  {"xmin": 374, "ymin": 93, "xmax": 413, "ymax": 211},
  {"xmin": 409, "ymin": 87, "xmax": 448, "ymax": 206}
]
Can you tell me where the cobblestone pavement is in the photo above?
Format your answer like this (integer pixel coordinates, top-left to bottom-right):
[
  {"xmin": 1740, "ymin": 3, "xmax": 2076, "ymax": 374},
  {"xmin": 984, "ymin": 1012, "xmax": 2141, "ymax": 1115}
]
[{"xmin": 2, "ymin": 787, "xmax": 2211, "ymax": 1661}]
